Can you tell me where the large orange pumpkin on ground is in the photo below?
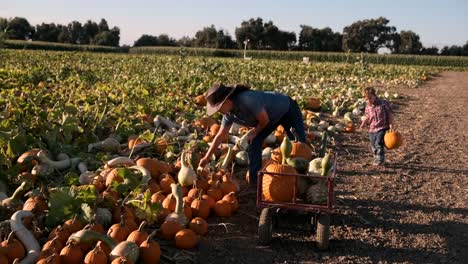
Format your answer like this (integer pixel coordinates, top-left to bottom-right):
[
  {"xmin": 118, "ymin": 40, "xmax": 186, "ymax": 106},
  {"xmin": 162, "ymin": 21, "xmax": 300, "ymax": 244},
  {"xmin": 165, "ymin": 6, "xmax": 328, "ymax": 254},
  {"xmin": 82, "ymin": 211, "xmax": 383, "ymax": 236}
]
[{"xmin": 384, "ymin": 130, "xmax": 403, "ymax": 149}]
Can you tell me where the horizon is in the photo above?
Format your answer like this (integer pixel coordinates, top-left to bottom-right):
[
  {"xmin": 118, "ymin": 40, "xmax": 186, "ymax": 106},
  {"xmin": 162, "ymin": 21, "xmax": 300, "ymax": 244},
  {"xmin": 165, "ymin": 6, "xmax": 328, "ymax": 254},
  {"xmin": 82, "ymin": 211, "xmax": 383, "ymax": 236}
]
[{"xmin": 1, "ymin": 0, "xmax": 467, "ymax": 48}]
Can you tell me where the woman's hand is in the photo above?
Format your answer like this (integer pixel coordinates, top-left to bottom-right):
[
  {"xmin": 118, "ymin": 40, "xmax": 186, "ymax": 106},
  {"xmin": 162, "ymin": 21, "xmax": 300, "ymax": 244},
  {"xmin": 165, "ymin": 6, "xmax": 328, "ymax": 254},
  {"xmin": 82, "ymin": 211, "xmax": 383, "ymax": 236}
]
[
  {"xmin": 198, "ymin": 156, "xmax": 210, "ymax": 169},
  {"xmin": 246, "ymin": 130, "xmax": 258, "ymax": 144}
]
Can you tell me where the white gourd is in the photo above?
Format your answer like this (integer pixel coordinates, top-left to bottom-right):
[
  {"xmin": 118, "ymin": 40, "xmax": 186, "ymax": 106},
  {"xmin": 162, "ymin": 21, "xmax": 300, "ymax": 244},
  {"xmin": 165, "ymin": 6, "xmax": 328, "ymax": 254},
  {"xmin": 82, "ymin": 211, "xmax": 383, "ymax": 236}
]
[{"xmin": 178, "ymin": 152, "xmax": 197, "ymax": 187}]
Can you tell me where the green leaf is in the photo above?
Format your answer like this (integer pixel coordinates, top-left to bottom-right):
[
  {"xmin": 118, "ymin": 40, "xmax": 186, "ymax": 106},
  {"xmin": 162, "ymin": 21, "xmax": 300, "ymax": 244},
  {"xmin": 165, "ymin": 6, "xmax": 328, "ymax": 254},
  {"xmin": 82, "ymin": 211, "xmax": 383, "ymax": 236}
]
[{"xmin": 46, "ymin": 187, "xmax": 81, "ymax": 228}]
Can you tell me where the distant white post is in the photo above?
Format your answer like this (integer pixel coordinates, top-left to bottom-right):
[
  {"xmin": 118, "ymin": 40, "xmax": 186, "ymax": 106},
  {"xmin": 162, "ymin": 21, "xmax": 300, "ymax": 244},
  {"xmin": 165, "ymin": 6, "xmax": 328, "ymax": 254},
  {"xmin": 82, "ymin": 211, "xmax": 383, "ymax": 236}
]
[{"xmin": 243, "ymin": 39, "xmax": 250, "ymax": 60}]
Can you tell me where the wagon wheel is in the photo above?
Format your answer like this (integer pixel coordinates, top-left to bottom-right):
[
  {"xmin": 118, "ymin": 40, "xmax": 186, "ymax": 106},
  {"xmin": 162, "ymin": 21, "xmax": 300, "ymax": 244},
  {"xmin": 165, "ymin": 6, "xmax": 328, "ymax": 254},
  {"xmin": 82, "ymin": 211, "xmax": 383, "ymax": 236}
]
[
  {"xmin": 258, "ymin": 208, "xmax": 274, "ymax": 245},
  {"xmin": 316, "ymin": 213, "xmax": 330, "ymax": 250}
]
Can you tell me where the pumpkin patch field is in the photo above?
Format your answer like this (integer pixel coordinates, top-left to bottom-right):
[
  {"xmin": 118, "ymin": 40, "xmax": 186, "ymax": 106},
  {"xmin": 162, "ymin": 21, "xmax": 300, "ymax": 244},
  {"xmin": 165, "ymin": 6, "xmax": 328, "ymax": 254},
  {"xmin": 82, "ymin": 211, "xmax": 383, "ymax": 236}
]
[{"xmin": 0, "ymin": 49, "xmax": 466, "ymax": 263}]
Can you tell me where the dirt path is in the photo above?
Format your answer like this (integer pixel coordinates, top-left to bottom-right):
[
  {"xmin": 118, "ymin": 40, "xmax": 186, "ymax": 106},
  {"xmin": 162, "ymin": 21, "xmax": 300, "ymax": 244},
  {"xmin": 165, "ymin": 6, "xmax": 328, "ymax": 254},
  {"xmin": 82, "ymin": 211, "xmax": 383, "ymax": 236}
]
[{"xmin": 196, "ymin": 72, "xmax": 468, "ymax": 264}]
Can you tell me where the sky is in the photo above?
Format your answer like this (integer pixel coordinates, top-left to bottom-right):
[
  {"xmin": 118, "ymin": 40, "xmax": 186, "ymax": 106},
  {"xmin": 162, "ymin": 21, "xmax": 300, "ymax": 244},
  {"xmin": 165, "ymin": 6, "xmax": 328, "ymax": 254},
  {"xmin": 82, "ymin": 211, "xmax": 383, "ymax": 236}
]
[{"xmin": 1, "ymin": 0, "xmax": 467, "ymax": 48}]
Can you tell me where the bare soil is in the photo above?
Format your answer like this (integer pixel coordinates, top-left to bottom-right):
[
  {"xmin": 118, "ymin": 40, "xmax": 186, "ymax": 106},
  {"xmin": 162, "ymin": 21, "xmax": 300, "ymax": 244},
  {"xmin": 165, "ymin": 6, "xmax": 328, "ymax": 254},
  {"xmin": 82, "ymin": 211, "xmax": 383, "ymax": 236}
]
[{"xmin": 194, "ymin": 71, "xmax": 468, "ymax": 264}]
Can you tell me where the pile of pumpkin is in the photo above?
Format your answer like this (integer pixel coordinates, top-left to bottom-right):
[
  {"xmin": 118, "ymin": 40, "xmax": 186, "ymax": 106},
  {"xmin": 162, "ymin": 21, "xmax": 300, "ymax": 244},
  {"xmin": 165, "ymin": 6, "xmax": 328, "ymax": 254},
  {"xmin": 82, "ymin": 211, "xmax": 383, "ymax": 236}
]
[
  {"xmin": 0, "ymin": 104, "xmax": 339, "ymax": 263},
  {"xmin": 0, "ymin": 135, "xmax": 242, "ymax": 263}
]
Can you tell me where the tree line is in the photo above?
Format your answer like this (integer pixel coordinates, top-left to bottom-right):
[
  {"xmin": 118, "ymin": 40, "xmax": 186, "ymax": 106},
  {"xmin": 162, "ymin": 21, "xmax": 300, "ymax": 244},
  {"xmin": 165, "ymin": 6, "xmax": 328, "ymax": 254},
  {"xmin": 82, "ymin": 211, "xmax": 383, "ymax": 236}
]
[
  {"xmin": 1, "ymin": 16, "xmax": 467, "ymax": 56},
  {"xmin": 0, "ymin": 17, "xmax": 120, "ymax": 46}
]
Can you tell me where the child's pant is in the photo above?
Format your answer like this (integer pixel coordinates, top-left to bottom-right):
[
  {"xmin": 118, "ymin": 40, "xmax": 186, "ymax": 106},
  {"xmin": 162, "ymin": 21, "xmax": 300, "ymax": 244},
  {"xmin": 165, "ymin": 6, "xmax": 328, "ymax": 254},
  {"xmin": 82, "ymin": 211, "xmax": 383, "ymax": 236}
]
[{"xmin": 369, "ymin": 128, "xmax": 388, "ymax": 163}]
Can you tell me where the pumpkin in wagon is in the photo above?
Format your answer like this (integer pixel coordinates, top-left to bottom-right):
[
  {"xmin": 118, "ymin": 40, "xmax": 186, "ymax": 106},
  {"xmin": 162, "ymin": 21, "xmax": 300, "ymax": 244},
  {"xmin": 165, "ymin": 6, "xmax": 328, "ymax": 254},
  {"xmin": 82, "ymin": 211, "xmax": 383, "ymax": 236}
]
[{"xmin": 262, "ymin": 136, "xmax": 298, "ymax": 202}]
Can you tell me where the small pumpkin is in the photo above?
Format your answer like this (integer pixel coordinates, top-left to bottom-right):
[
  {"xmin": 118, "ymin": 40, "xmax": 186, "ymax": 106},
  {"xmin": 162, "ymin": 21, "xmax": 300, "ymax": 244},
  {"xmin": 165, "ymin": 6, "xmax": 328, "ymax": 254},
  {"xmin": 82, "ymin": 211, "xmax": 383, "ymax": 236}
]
[
  {"xmin": 213, "ymin": 200, "xmax": 232, "ymax": 217},
  {"xmin": 159, "ymin": 174, "xmax": 175, "ymax": 194},
  {"xmin": 139, "ymin": 231, "xmax": 161, "ymax": 264},
  {"xmin": 48, "ymin": 225, "xmax": 71, "ymax": 245},
  {"xmin": 126, "ymin": 221, "xmax": 149, "ymax": 246},
  {"xmin": 42, "ymin": 236, "xmax": 64, "ymax": 255},
  {"xmin": 107, "ymin": 214, "xmax": 131, "ymax": 243},
  {"xmin": 222, "ymin": 192, "xmax": 239, "ymax": 212},
  {"xmin": 174, "ymin": 229, "xmax": 198, "ymax": 249},
  {"xmin": 59, "ymin": 241, "xmax": 83, "ymax": 264},
  {"xmin": 84, "ymin": 243, "xmax": 108, "ymax": 264},
  {"xmin": 189, "ymin": 217, "xmax": 208, "ymax": 236},
  {"xmin": 1, "ymin": 232, "xmax": 25, "ymax": 263},
  {"xmin": 190, "ymin": 193, "xmax": 210, "ymax": 219},
  {"xmin": 304, "ymin": 97, "xmax": 321, "ymax": 111},
  {"xmin": 384, "ymin": 129, "xmax": 403, "ymax": 149},
  {"xmin": 63, "ymin": 215, "xmax": 85, "ymax": 234},
  {"xmin": 206, "ymin": 181, "xmax": 223, "ymax": 201},
  {"xmin": 36, "ymin": 253, "xmax": 60, "ymax": 264},
  {"xmin": 160, "ymin": 221, "xmax": 183, "ymax": 240},
  {"xmin": 194, "ymin": 94, "xmax": 207, "ymax": 106}
]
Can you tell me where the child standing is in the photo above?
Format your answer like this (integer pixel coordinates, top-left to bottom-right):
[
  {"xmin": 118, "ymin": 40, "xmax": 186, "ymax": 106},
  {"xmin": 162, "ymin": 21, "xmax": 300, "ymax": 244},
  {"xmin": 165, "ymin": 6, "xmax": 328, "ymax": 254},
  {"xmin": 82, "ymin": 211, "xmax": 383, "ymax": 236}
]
[{"xmin": 360, "ymin": 87, "xmax": 394, "ymax": 165}]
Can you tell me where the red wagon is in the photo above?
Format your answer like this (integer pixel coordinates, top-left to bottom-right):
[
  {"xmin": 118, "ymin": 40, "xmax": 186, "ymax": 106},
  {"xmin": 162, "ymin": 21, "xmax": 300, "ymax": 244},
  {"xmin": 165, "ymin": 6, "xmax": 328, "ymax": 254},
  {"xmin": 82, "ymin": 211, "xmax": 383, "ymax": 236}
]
[{"xmin": 256, "ymin": 154, "xmax": 337, "ymax": 250}]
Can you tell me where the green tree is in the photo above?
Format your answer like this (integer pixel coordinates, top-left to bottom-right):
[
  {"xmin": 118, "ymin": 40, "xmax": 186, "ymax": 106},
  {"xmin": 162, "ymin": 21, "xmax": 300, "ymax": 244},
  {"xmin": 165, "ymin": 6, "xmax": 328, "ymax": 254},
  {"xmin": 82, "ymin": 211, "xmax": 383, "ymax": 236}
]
[
  {"xmin": 463, "ymin": 41, "xmax": 468, "ymax": 56},
  {"xmin": 298, "ymin": 25, "xmax": 342, "ymax": 51},
  {"xmin": 34, "ymin": 23, "xmax": 60, "ymax": 42},
  {"xmin": 134, "ymin": 34, "xmax": 159, "ymax": 46},
  {"xmin": 396, "ymin": 30, "xmax": 423, "ymax": 54},
  {"xmin": 178, "ymin": 36, "xmax": 194, "ymax": 47},
  {"xmin": 235, "ymin": 18, "xmax": 295, "ymax": 50},
  {"xmin": 82, "ymin": 20, "xmax": 99, "ymax": 44},
  {"xmin": 157, "ymin": 34, "xmax": 176, "ymax": 46},
  {"xmin": 420, "ymin": 46, "xmax": 439, "ymax": 55},
  {"xmin": 93, "ymin": 27, "xmax": 120, "ymax": 46},
  {"xmin": 0, "ymin": 17, "xmax": 7, "ymax": 32},
  {"xmin": 57, "ymin": 25, "xmax": 71, "ymax": 43},
  {"xmin": 68, "ymin": 21, "xmax": 83, "ymax": 44},
  {"xmin": 440, "ymin": 45, "xmax": 463, "ymax": 56},
  {"xmin": 342, "ymin": 17, "xmax": 397, "ymax": 53},
  {"xmin": 6, "ymin": 17, "xmax": 35, "ymax": 40},
  {"xmin": 98, "ymin": 18, "xmax": 109, "ymax": 32},
  {"xmin": 194, "ymin": 25, "xmax": 234, "ymax": 48},
  {"xmin": 194, "ymin": 25, "xmax": 218, "ymax": 48},
  {"xmin": 235, "ymin": 17, "xmax": 265, "ymax": 49}
]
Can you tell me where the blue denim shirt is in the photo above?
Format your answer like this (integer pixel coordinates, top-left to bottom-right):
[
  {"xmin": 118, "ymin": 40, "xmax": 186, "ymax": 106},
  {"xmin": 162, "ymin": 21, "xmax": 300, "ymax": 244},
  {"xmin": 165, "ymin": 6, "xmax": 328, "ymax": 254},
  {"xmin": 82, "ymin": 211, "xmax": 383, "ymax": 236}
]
[{"xmin": 221, "ymin": 90, "xmax": 290, "ymax": 127}]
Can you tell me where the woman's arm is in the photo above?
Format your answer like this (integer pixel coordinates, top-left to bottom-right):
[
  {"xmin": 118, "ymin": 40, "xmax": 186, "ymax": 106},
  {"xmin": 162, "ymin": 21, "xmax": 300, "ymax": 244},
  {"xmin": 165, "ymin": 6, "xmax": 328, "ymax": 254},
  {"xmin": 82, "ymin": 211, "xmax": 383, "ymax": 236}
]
[
  {"xmin": 199, "ymin": 122, "xmax": 232, "ymax": 167},
  {"xmin": 247, "ymin": 109, "xmax": 270, "ymax": 143}
]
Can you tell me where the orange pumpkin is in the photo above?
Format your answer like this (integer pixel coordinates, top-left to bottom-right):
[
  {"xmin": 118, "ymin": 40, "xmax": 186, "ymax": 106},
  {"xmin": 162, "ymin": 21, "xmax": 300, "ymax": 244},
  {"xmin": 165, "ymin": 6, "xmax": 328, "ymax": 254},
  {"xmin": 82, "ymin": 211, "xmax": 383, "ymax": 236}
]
[
  {"xmin": 222, "ymin": 192, "xmax": 239, "ymax": 212},
  {"xmin": 107, "ymin": 215, "xmax": 131, "ymax": 243},
  {"xmin": 344, "ymin": 123, "xmax": 353, "ymax": 133},
  {"xmin": 262, "ymin": 163, "xmax": 297, "ymax": 202},
  {"xmin": 1, "ymin": 232, "xmax": 26, "ymax": 263},
  {"xmin": 290, "ymin": 141, "xmax": 313, "ymax": 161},
  {"xmin": 304, "ymin": 97, "xmax": 321, "ymax": 111},
  {"xmin": 128, "ymin": 135, "xmax": 146, "ymax": 149},
  {"xmin": 384, "ymin": 130, "xmax": 403, "ymax": 149},
  {"xmin": 194, "ymin": 94, "xmax": 207, "ymax": 106},
  {"xmin": 151, "ymin": 191, "xmax": 166, "ymax": 204},
  {"xmin": 189, "ymin": 217, "xmax": 208, "ymax": 235},
  {"xmin": 213, "ymin": 200, "xmax": 232, "ymax": 217},
  {"xmin": 154, "ymin": 137, "xmax": 170, "ymax": 156},
  {"xmin": 139, "ymin": 233, "xmax": 161, "ymax": 264},
  {"xmin": 262, "ymin": 136, "xmax": 298, "ymax": 202},
  {"xmin": 174, "ymin": 229, "xmax": 198, "ymax": 249},
  {"xmin": 84, "ymin": 244, "xmax": 108, "ymax": 264},
  {"xmin": 159, "ymin": 174, "xmax": 175, "ymax": 194},
  {"xmin": 193, "ymin": 116, "xmax": 216, "ymax": 130},
  {"xmin": 59, "ymin": 242, "xmax": 83, "ymax": 264},
  {"xmin": 190, "ymin": 195, "xmax": 210, "ymax": 219},
  {"xmin": 126, "ymin": 221, "xmax": 149, "ymax": 246},
  {"xmin": 162, "ymin": 193, "xmax": 176, "ymax": 212},
  {"xmin": 161, "ymin": 221, "xmax": 183, "ymax": 240}
]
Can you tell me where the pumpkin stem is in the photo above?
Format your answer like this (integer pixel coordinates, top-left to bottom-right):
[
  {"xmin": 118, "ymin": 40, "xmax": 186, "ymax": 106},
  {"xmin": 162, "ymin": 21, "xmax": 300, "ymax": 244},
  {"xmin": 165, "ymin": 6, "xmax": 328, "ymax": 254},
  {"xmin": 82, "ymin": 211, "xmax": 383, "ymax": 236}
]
[{"xmin": 138, "ymin": 221, "xmax": 147, "ymax": 232}]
